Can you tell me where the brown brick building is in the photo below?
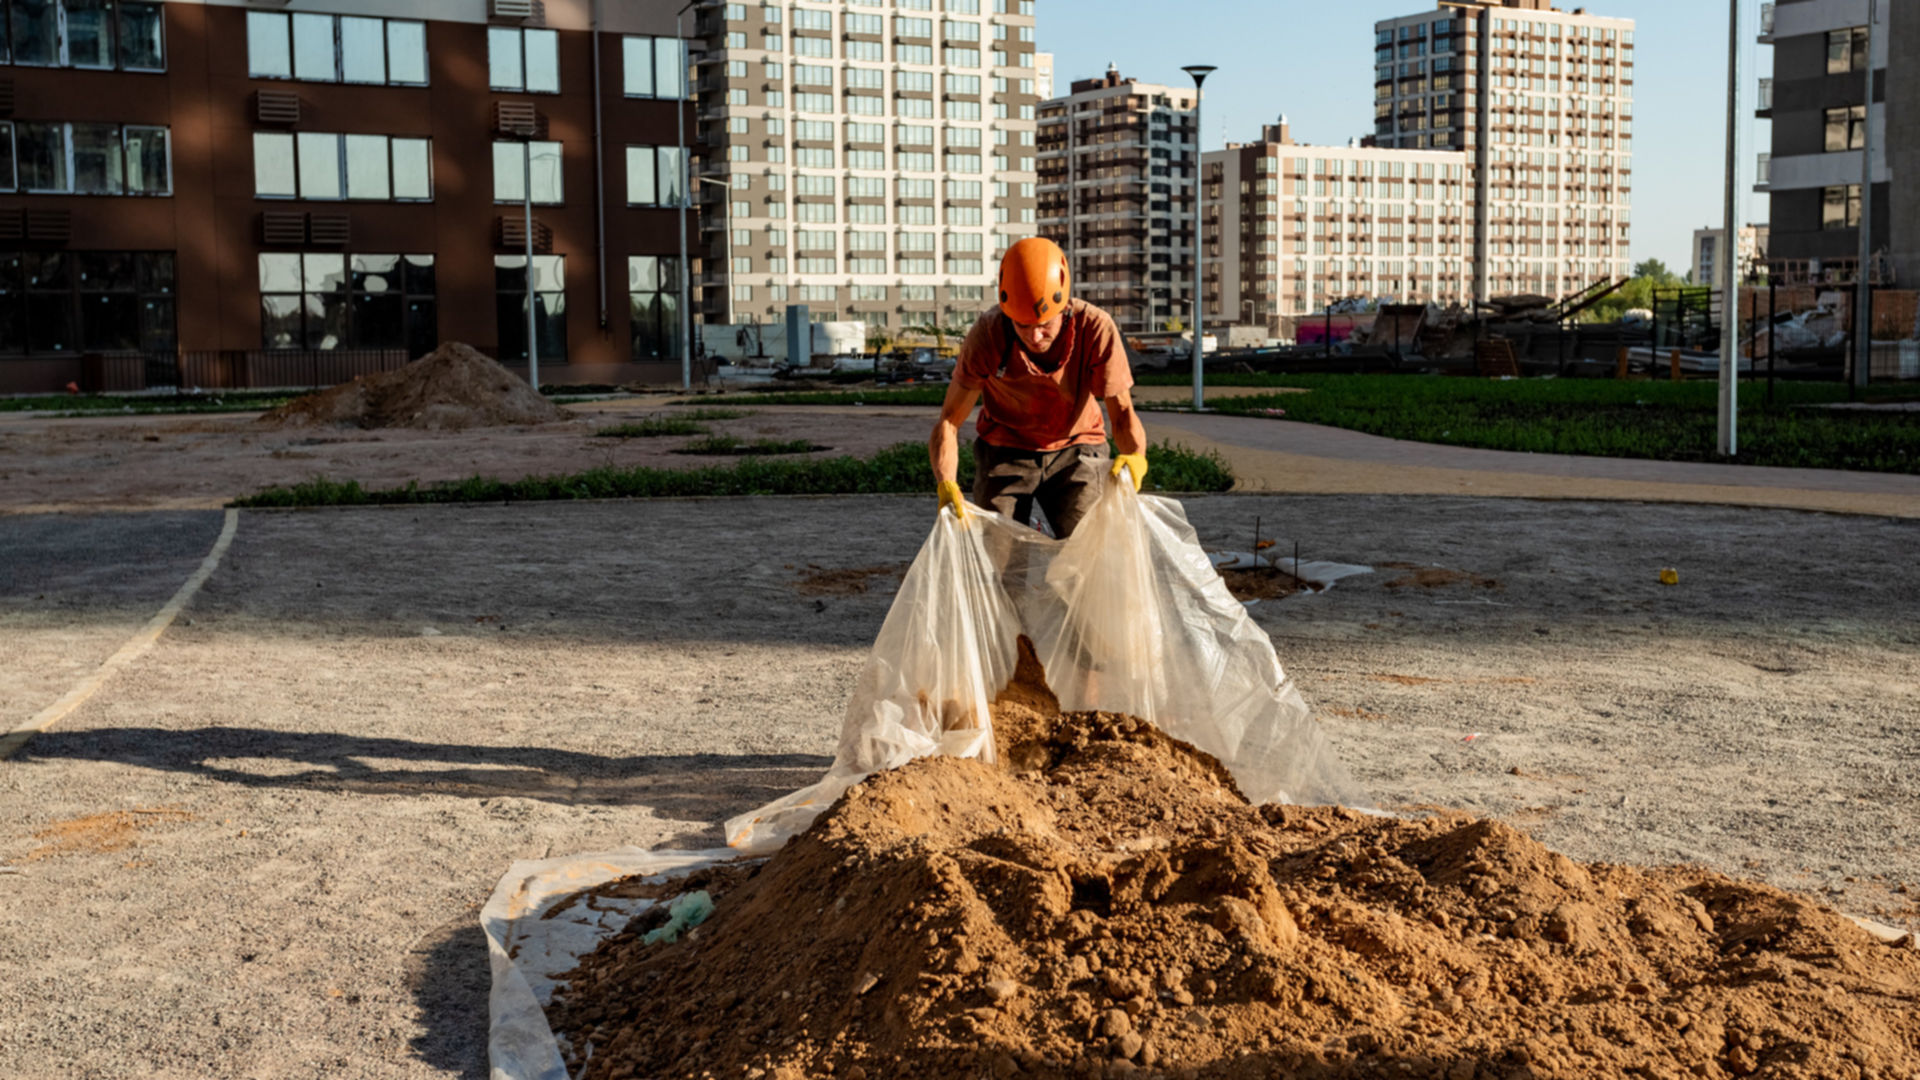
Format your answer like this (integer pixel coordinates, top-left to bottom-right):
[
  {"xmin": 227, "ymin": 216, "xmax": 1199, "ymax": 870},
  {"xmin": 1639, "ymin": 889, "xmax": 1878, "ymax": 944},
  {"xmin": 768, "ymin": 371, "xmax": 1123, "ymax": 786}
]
[{"xmin": 0, "ymin": 0, "xmax": 695, "ymax": 395}]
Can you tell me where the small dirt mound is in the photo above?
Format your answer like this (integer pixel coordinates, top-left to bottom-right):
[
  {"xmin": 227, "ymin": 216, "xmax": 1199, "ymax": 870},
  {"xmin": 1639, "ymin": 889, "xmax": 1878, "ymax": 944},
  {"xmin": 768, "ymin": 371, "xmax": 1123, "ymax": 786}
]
[
  {"xmin": 546, "ymin": 646, "xmax": 1920, "ymax": 1080},
  {"xmin": 259, "ymin": 342, "xmax": 569, "ymax": 430}
]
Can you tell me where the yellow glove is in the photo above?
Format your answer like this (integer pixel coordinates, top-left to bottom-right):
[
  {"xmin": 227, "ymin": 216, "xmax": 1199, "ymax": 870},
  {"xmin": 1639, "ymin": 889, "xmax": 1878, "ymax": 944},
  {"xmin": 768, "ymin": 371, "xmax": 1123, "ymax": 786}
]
[
  {"xmin": 1110, "ymin": 452, "xmax": 1148, "ymax": 492},
  {"xmin": 936, "ymin": 480, "xmax": 968, "ymax": 523}
]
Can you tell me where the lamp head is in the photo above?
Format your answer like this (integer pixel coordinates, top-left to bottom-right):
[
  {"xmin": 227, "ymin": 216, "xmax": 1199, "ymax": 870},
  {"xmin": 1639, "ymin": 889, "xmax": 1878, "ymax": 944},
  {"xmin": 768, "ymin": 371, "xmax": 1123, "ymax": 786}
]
[{"xmin": 1182, "ymin": 64, "xmax": 1216, "ymax": 87}]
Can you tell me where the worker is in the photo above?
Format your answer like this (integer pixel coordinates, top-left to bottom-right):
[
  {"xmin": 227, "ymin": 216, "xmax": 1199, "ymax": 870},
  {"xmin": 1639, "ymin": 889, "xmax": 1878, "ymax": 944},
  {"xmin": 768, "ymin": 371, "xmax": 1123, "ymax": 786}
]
[{"xmin": 928, "ymin": 237, "xmax": 1147, "ymax": 538}]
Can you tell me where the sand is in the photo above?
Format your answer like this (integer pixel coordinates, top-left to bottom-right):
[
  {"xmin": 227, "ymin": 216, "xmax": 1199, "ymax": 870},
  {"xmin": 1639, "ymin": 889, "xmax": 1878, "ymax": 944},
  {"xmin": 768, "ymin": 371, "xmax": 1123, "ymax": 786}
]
[{"xmin": 545, "ymin": 643, "xmax": 1920, "ymax": 1080}]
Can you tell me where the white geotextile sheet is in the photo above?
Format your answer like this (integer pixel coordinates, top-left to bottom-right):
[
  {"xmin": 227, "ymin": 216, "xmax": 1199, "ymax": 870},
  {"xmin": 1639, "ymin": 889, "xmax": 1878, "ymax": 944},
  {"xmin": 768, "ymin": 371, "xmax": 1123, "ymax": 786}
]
[
  {"xmin": 483, "ymin": 847, "xmax": 736, "ymax": 1080},
  {"xmin": 725, "ymin": 478, "xmax": 1369, "ymax": 854}
]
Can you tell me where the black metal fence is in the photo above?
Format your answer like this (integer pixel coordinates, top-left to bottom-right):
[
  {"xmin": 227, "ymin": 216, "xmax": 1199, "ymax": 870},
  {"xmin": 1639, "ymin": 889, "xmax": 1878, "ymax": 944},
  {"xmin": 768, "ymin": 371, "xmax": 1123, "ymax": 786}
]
[{"xmin": 75, "ymin": 349, "xmax": 412, "ymax": 393}]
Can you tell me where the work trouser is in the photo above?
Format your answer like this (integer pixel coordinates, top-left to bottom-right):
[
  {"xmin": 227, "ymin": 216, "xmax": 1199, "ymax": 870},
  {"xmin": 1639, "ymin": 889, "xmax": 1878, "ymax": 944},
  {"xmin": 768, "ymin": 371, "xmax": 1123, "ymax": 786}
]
[{"xmin": 971, "ymin": 438, "xmax": 1107, "ymax": 540}]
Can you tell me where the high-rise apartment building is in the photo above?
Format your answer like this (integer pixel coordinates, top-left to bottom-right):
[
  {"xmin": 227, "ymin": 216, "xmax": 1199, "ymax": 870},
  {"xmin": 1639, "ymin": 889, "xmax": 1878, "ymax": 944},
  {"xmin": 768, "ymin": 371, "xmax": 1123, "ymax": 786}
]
[
  {"xmin": 691, "ymin": 0, "xmax": 1040, "ymax": 335},
  {"xmin": 1204, "ymin": 120, "xmax": 1471, "ymax": 326},
  {"xmin": 0, "ymin": 0, "xmax": 696, "ymax": 396},
  {"xmin": 1034, "ymin": 66, "xmax": 1197, "ymax": 333},
  {"xmin": 1374, "ymin": 0, "xmax": 1635, "ymax": 300},
  {"xmin": 1757, "ymin": 0, "xmax": 1917, "ymax": 287}
]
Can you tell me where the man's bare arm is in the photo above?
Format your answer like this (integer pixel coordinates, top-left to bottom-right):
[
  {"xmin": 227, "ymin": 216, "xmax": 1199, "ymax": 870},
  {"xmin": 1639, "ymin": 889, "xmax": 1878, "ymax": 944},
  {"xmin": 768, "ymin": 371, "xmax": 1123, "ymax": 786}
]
[
  {"xmin": 929, "ymin": 380, "xmax": 983, "ymax": 484},
  {"xmin": 1105, "ymin": 386, "xmax": 1146, "ymax": 456}
]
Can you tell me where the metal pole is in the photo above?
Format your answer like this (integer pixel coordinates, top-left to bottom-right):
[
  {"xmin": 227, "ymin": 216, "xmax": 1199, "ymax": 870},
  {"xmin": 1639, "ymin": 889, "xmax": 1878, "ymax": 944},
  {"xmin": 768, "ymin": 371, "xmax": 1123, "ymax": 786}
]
[
  {"xmin": 591, "ymin": 0, "xmax": 608, "ymax": 329},
  {"xmin": 676, "ymin": 4, "xmax": 694, "ymax": 390},
  {"xmin": 1852, "ymin": 0, "xmax": 1877, "ymax": 391},
  {"xmin": 524, "ymin": 141, "xmax": 539, "ymax": 391},
  {"xmin": 1183, "ymin": 65, "xmax": 1214, "ymax": 410},
  {"xmin": 1767, "ymin": 276, "xmax": 1776, "ymax": 404},
  {"xmin": 1716, "ymin": 0, "xmax": 1740, "ymax": 456}
]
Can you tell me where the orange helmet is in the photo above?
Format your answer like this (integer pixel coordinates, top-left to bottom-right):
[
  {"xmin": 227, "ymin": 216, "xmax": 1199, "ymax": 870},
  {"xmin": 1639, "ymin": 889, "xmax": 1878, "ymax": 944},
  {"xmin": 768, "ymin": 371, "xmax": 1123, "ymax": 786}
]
[{"xmin": 998, "ymin": 237, "xmax": 1071, "ymax": 324}]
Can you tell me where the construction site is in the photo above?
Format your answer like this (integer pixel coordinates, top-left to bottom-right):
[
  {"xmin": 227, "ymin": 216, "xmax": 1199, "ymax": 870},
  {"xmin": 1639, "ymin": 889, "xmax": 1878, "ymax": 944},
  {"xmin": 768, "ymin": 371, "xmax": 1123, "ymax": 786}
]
[{"xmin": 1, "ymin": 336, "xmax": 1917, "ymax": 1079}]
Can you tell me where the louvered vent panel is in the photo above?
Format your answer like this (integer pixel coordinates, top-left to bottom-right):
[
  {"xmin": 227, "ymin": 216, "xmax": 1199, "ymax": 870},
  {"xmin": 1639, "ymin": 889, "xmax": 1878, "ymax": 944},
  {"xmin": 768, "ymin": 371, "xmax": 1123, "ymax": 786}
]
[
  {"xmin": 307, "ymin": 213, "xmax": 351, "ymax": 246},
  {"xmin": 493, "ymin": 101, "xmax": 544, "ymax": 138},
  {"xmin": 24, "ymin": 209, "xmax": 71, "ymax": 243},
  {"xmin": 254, "ymin": 90, "xmax": 300, "ymax": 126},
  {"xmin": 261, "ymin": 211, "xmax": 307, "ymax": 245},
  {"xmin": 497, "ymin": 216, "xmax": 552, "ymax": 254}
]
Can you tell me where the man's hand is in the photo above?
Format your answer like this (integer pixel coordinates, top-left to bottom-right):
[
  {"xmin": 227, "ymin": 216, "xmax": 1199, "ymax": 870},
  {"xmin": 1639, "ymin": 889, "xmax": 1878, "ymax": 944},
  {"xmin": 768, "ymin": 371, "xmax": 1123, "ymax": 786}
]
[
  {"xmin": 1110, "ymin": 452, "xmax": 1148, "ymax": 492},
  {"xmin": 937, "ymin": 480, "xmax": 969, "ymax": 523}
]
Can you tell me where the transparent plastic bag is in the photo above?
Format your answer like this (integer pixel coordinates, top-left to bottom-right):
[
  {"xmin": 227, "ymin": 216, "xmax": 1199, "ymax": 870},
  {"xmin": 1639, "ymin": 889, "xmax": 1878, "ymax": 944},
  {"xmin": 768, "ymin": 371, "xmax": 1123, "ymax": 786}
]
[{"xmin": 726, "ymin": 477, "xmax": 1367, "ymax": 854}]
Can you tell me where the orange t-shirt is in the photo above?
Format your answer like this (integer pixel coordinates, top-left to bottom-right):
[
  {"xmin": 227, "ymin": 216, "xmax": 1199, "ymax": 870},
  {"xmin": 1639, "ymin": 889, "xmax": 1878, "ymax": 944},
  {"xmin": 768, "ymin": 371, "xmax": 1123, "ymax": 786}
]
[{"xmin": 952, "ymin": 299, "xmax": 1134, "ymax": 453}]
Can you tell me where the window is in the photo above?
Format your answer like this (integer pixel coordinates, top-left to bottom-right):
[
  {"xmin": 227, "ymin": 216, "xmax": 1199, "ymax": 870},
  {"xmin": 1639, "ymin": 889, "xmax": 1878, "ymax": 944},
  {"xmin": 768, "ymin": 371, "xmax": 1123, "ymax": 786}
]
[
  {"xmin": 253, "ymin": 132, "xmax": 429, "ymax": 201},
  {"xmin": 897, "ymin": 97, "xmax": 934, "ymax": 118},
  {"xmin": 2, "ymin": 0, "xmax": 164, "ymax": 70},
  {"xmin": 794, "ymin": 36, "xmax": 832, "ymax": 58},
  {"xmin": 615, "ymin": 35, "xmax": 682, "ymax": 99},
  {"xmin": 1822, "ymin": 184, "xmax": 1861, "ymax": 230},
  {"xmin": 490, "ymin": 26, "xmax": 559, "ymax": 93},
  {"xmin": 0, "ymin": 250, "xmax": 173, "ymax": 354},
  {"xmin": 846, "ymin": 11, "xmax": 883, "ymax": 34},
  {"xmin": 898, "ymin": 70, "xmax": 933, "ymax": 92},
  {"xmin": 1824, "ymin": 106, "xmax": 1866, "ymax": 153},
  {"xmin": 847, "ymin": 67, "xmax": 884, "ymax": 90},
  {"xmin": 895, "ymin": 15, "xmax": 932, "ymax": 37},
  {"xmin": 245, "ymin": 12, "xmax": 424, "ymax": 84},
  {"xmin": 495, "ymin": 255, "xmax": 565, "ymax": 362},
  {"xmin": 1, "ymin": 121, "xmax": 168, "ymax": 195},
  {"xmin": 944, "ymin": 73, "xmax": 980, "ymax": 96},
  {"xmin": 1827, "ymin": 27, "xmax": 1868, "ymax": 74},
  {"xmin": 625, "ymin": 145, "xmax": 685, "ymax": 206},
  {"xmin": 846, "ymin": 95, "xmax": 884, "ymax": 116},
  {"xmin": 793, "ymin": 8, "xmax": 831, "ymax": 31},
  {"xmin": 796, "ymin": 63, "xmax": 832, "ymax": 85},
  {"xmin": 628, "ymin": 255, "xmax": 681, "ymax": 361},
  {"xmin": 897, "ymin": 43, "xmax": 933, "ymax": 64},
  {"xmin": 492, "ymin": 140, "xmax": 563, "ymax": 205},
  {"xmin": 258, "ymin": 252, "xmax": 435, "ymax": 355},
  {"xmin": 942, "ymin": 19, "xmax": 980, "ymax": 41}
]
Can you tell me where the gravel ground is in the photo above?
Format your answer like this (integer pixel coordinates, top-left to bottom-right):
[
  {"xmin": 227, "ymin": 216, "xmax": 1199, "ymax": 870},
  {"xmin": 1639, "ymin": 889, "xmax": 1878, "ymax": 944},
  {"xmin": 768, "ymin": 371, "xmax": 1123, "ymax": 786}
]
[{"xmin": 1, "ymin": 495, "xmax": 1916, "ymax": 1079}]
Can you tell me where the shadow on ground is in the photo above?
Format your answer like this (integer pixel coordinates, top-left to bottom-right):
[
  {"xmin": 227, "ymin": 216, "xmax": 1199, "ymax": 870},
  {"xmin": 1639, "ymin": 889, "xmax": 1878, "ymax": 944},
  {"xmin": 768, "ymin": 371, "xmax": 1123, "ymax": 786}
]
[
  {"xmin": 18, "ymin": 726, "xmax": 832, "ymax": 819},
  {"xmin": 404, "ymin": 905, "xmax": 490, "ymax": 1080}
]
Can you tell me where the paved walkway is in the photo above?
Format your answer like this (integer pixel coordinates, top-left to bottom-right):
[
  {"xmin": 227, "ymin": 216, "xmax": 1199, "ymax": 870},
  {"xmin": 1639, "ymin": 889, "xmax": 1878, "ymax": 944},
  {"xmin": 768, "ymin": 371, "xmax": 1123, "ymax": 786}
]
[{"xmin": 1146, "ymin": 411, "xmax": 1920, "ymax": 518}]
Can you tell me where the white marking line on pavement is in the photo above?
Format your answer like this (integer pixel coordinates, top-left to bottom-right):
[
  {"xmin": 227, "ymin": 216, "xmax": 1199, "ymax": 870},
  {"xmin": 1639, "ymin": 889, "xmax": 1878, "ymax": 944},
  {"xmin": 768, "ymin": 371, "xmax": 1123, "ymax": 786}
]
[{"xmin": 0, "ymin": 508, "xmax": 240, "ymax": 761}]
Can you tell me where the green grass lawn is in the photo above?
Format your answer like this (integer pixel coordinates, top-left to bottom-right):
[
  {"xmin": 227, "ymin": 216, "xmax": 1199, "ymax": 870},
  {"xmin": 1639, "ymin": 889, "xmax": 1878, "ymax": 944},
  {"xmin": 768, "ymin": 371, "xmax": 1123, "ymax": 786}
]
[
  {"xmin": 1, "ymin": 391, "xmax": 301, "ymax": 416},
  {"xmin": 679, "ymin": 386, "xmax": 948, "ymax": 408},
  {"xmin": 595, "ymin": 418, "xmax": 710, "ymax": 438},
  {"xmin": 672, "ymin": 435, "xmax": 828, "ymax": 456},
  {"xmin": 1136, "ymin": 374, "xmax": 1920, "ymax": 474},
  {"xmin": 230, "ymin": 440, "xmax": 1232, "ymax": 508}
]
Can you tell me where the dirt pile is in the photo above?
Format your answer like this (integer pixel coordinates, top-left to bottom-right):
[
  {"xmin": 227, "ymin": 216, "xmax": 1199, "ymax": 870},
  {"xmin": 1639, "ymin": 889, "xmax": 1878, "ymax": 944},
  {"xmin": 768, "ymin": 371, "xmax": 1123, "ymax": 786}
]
[
  {"xmin": 547, "ymin": 645, "xmax": 1920, "ymax": 1080},
  {"xmin": 260, "ymin": 342, "xmax": 570, "ymax": 430}
]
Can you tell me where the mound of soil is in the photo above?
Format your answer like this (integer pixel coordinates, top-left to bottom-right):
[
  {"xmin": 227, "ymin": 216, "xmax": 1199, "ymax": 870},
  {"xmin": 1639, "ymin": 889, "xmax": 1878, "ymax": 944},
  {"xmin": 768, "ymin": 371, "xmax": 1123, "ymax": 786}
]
[
  {"xmin": 259, "ymin": 342, "xmax": 569, "ymax": 430},
  {"xmin": 547, "ymin": 645, "xmax": 1920, "ymax": 1080}
]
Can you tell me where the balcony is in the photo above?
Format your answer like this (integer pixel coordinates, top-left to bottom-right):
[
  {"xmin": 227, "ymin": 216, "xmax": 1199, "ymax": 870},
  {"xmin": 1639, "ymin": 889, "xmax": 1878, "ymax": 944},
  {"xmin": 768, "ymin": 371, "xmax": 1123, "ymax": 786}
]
[
  {"xmin": 1755, "ymin": 78, "xmax": 1772, "ymax": 117},
  {"xmin": 1758, "ymin": 2, "xmax": 1774, "ymax": 43},
  {"xmin": 1754, "ymin": 152, "xmax": 1771, "ymax": 192}
]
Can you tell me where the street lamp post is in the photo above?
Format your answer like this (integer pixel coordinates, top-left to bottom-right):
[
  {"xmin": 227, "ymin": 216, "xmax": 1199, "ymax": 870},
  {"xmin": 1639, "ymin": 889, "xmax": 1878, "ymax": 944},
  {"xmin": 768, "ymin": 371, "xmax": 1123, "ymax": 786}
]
[
  {"xmin": 675, "ymin": 0, "xmax": 697, "ymax": 390},
  {"xmin": 522, "ymin": 134, "xmax": 539, "ymax": 391},
  {"xmin": 1182, "ymin": 65, "xmax": 1215, "ymax": 411},
  {"xmin": 1716, "ymin": 0, "xmax": 1741, "ymax": 456}
]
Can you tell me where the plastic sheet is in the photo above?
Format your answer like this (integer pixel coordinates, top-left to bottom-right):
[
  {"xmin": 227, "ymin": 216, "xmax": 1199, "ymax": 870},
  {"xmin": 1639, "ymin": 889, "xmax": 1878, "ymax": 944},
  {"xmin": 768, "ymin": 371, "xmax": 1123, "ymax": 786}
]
[
  {"xmin": 726, "ymin": 478, "xmax": 1368, "ymax": 854},
  {"xmin": 482, "ymin": 847, "xmax": 736, "ymax": 1080}
]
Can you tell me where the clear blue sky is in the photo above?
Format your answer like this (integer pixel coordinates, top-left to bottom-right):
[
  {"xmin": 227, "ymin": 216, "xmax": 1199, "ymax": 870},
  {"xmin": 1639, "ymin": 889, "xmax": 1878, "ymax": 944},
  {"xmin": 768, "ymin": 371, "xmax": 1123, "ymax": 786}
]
[{"xmin": 1037, "ymin": 0, "xmax": 1770, "ymax": 275}]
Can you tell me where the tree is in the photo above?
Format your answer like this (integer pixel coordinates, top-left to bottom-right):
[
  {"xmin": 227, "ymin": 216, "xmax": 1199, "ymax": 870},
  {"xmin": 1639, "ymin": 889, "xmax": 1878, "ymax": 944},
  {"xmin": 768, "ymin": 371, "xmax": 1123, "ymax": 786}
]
[
  {"xmin": 904, "ymin": 321, "xmax": 974, "ymax": 354},
  {"xmin": 1632, "ymin": 258, "xmax": 1681, "ymax": 286}
]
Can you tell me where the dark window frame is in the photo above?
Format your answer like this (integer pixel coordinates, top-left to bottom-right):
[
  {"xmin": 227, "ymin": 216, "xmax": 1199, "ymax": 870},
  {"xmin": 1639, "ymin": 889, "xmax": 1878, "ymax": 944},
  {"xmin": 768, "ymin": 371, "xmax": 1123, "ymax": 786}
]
[
  {"xmin": 0, "ymin": 249, "xmax": 175, "ymax": 356},
  {"xmin": 258, "ymin": 252, "xmax": 436, "ymax": 354}
]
